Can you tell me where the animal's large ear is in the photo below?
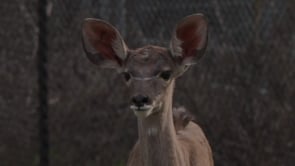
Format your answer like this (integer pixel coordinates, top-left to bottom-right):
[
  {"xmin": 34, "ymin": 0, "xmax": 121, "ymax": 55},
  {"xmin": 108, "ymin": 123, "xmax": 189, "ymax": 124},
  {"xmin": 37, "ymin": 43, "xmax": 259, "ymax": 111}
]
[
  {"xmin": 170, "ymin": 14, "xmax": 208, "ymax": 66},
  {"xmin": 82, "ymin": 18, "xmax": 128, "ymax": 69}
]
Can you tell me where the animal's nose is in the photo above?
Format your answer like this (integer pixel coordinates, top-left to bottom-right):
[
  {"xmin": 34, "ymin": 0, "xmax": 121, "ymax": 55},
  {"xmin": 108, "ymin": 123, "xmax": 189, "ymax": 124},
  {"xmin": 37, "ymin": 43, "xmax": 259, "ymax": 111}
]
[{"xmin": 132, "ymin": 95, "xmax": 150, "ymax": 107}]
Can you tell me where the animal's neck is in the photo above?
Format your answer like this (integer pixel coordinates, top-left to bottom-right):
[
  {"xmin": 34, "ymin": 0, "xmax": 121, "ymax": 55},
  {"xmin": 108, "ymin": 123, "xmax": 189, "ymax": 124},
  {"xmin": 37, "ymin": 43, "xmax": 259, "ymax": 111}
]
[{"xmin": 137, "ymin": 81, "xmax": 181, "ymax": 166}]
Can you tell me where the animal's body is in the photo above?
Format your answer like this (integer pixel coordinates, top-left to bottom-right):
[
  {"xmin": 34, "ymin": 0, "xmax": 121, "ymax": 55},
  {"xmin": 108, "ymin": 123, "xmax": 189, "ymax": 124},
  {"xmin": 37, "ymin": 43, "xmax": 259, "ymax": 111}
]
[{"xmin": 82, "ymin": 13, "xmax": 214, "ymax": 166}]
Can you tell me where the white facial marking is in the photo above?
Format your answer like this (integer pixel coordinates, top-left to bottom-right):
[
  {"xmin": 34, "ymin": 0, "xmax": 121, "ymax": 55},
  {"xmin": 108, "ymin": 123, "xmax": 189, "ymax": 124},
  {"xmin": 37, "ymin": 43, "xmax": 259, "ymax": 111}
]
[
  {"xmin": 133, "ymin": 109, "xmax": 152, "ymax": 119},
  {"xmin": 130, "ymin": 105, "xmax": 154, "ymax": 118},
  {"xmin": 132, "ymin": 76, "xmax": 156, "ymax": 81},
  {"xmin": 141, "ymin": 48, "xmax": 150, "ymax": 58}
]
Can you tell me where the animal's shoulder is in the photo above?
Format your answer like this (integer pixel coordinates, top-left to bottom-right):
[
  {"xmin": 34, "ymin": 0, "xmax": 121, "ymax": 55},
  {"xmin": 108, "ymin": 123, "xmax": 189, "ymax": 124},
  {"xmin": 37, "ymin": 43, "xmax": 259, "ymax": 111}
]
[{"xmin": 177, "ymin": 122, "xmax": 214, "ymax": 166}]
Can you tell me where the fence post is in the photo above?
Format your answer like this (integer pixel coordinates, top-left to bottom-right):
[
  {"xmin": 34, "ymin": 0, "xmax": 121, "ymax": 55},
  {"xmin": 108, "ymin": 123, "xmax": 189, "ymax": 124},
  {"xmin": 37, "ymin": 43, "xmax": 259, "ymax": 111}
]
[{"xmin": 37, "ymin": 0, "xmax": 49, "ymax": 165}]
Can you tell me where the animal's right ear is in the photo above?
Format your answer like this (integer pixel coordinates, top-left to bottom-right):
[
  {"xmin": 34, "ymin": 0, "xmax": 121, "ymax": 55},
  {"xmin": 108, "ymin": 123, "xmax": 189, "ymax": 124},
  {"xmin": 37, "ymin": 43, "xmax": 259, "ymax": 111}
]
[{"xmin": 82, "ymin": 18, "xmax": 128, "ymax": 69}]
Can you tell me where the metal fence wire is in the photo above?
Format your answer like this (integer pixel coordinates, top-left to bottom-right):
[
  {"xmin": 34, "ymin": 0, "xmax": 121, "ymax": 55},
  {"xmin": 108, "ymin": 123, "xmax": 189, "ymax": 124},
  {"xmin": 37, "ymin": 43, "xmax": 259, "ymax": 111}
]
[{"xmin": 0, "ymin": 0, "xmax": 294, "ymax": 166}]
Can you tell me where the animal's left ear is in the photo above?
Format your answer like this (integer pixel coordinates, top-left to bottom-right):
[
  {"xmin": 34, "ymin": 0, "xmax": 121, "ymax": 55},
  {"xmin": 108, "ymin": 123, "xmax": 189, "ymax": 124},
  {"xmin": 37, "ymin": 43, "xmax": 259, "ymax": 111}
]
[{"xmin": 170, "ymin": 13, "xmax": 208, "ymax": 67}]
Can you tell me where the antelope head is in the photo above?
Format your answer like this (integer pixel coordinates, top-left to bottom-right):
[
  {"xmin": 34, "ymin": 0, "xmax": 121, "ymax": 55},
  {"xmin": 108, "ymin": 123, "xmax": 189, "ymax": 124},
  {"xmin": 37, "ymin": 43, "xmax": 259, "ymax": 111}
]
[{"xmin": 82, "ymin": 14, "xmax": 208, "ymax": 119}]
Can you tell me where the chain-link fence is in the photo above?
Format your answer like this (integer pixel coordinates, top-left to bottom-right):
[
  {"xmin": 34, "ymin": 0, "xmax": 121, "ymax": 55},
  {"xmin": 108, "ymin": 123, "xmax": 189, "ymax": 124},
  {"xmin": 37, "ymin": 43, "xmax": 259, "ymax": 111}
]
[{"xmin": 0, "ymin": 0, "xmax": 294, "ymax": 166}]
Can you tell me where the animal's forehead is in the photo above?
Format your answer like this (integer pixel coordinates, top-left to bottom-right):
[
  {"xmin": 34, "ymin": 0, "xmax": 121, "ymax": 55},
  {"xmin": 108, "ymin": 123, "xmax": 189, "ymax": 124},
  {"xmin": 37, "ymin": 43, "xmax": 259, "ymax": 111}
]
[
  {"xmin": 125, "ymin": 45, "xmax": 174, "ymax": 70},
  {"xmin": 123, "ymin": 46, "xmax": 175, "ymax": 77}
]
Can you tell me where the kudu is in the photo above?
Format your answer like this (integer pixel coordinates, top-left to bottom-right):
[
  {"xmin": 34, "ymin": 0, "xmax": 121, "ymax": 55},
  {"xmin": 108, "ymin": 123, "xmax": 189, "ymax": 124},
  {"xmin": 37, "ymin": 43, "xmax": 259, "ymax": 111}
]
[{"xmin": 82, "ymin": 13, "xmax": 213, "ymax": 166}]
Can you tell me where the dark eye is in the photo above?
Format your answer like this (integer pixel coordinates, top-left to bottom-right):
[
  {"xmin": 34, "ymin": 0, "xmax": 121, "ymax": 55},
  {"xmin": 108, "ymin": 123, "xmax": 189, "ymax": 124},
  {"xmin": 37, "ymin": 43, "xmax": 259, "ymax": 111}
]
[
  {"xmin": 160, "ymin": 71, "xmax": 172, "ymax": 80},
  {"xmin": 122, "ymin": 72, "xmax": 131, "ymax": 82}
]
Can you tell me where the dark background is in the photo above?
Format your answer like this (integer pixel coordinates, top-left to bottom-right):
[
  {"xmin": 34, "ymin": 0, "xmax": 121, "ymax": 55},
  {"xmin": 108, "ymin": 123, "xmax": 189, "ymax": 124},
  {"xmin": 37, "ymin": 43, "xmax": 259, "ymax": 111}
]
[{"xmin": 0, "ymin": 0, "xmax": 294, "ymax": 166}]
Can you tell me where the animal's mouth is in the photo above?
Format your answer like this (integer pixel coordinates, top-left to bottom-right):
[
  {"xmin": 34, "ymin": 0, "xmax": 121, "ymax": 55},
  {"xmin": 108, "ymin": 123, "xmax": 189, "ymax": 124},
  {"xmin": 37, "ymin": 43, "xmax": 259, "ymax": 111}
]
[
  {"xmin": 130, "ymin": 105, "xmax": 153, "ymax": 111},
  {"xmin": 130, "ymin": 105, "xmax": 154, "ymax": 118}
]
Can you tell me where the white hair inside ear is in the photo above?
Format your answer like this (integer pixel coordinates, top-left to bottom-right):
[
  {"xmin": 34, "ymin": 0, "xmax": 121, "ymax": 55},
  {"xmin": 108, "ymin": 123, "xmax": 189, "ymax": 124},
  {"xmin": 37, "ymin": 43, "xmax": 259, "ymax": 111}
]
[
  {"xmin": 112, "ymin": 35, "xmax": 128, "ymax": 60},
  {"xmin": 170, "ymin": 35, "xmax": 183, "ymax": 57},
  {"xmin": 82, "ymin": 18, "xmax": 129, "ymax": 69}
]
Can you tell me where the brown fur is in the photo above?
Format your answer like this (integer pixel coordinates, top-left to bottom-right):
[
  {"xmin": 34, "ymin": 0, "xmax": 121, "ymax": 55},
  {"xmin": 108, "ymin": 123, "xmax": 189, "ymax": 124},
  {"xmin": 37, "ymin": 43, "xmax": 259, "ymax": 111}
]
[
  {"xmin": 128, "ymin": 123, "xmax": 214, "ymax": 166},
  {"xmin": 82, "ymin": 13, "xmax": 213, "ymax": 166},
  {"xmin": 126, "ymin": 81, "xmax": 214, "ymax": 166}
]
